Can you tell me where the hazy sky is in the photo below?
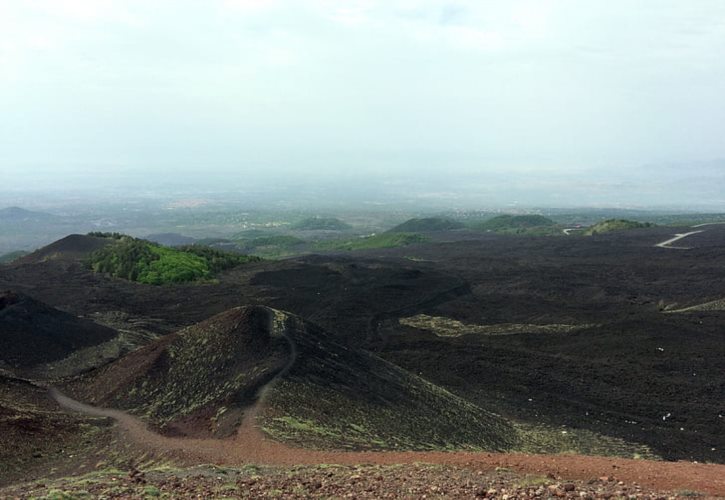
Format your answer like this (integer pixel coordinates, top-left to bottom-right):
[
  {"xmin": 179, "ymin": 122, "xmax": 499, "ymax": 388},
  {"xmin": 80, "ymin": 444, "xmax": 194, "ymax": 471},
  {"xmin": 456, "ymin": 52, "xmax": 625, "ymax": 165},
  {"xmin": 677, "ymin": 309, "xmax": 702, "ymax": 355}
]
[{"xmin": 1, "ymin": 1, "xmax": 725, "ymax": 207}]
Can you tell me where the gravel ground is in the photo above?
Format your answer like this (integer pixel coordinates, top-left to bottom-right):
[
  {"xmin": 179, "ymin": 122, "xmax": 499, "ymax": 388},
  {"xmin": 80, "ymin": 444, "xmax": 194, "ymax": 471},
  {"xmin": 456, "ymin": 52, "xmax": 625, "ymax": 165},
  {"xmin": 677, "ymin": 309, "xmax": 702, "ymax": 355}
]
[{"xmin": 1, "ymin": 463, "xmax": 710, "ymax": 499}]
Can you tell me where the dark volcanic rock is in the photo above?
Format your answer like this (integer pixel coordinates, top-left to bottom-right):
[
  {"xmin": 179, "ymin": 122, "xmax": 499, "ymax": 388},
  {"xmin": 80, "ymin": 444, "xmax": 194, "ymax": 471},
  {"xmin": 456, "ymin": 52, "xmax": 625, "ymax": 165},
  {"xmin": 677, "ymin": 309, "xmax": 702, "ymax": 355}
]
[
  {"xmin": 18, "ymin": 234, "xmax": 110, "ymax": 264},
  {"xmin": 0, "ymin": 291, "xmax": 117, "ymax": 372}
]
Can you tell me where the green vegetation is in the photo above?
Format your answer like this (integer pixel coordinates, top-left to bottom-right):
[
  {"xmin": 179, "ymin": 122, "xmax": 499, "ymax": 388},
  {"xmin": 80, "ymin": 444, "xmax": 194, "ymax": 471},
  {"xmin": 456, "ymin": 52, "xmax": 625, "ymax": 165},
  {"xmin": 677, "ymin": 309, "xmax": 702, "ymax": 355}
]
[
  {"xmin": 583, "ymin": 219, "xmax": 654, "ymax": 235},
  {"xmin": 87, "ymin": 232, "xmax": 126, "ymax": 239},
  {"xmin": 193, "ymin": 237, "xmax": 232, "ymax": 246},
  {"xmin": 471, "ymin": 214, "xmax": 557, "ymax": 234},
  {"xmin": 389, "ymin": 217, "xmax": 464, "ymax": 232},
  {"xmin": 176, "ymin": 245, "xmax": 259, "ymax": 273},
  {"xmin": 88, "ymin": 235, "xmax": 260, "ymax": 285},
  {"xmin": 291, "ymin": 217, "xmax": 351, "ymax": 230},
  {"xmin": 238, "ymin": 235, "xmax": 306, "ymax": 258},
  {"xmin": 231, "ymin": 229, "xmax": 270, "ymax": 239},
  {"xmin": 0, "ymin": 250, "xmax": 28, "ymax": 263},
  {"xmin": 143, "ymin": 485, "xmax": 161, "ymax": 497},
  {"xmin": 242, "ymin": 235, "xmax": 305, "ymax": 249},
  {"xmin": 313, "ymin": 232, "xmax": 427, "ymax": 251}
]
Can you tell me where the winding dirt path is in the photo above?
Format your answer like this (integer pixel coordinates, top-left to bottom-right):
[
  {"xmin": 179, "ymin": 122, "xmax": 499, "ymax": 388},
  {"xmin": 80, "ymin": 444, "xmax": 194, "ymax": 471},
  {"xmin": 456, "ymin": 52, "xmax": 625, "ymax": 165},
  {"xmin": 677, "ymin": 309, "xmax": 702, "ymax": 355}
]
[
  {"xmin": 654, "ymin": 230, "xmax": 704, "ymax": 249},
  {"xmin": 49, "ymin": 387, "xmax": 725, "ymax": 496}
]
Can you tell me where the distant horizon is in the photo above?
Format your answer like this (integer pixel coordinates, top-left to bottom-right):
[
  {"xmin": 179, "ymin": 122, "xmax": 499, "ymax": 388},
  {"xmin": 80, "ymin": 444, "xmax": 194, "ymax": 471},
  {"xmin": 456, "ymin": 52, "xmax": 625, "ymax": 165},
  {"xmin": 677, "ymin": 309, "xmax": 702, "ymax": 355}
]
[{"xmin": 2, "ymin": 155, "xmax": 725, "ymax": 212}]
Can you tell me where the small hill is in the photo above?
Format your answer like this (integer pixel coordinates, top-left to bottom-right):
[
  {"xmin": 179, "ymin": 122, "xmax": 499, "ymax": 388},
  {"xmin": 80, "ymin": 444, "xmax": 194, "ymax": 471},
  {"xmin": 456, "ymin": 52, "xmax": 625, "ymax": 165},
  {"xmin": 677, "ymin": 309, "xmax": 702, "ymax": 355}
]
[
  {"xmin": 88, "ymin": 235, "xmax": 261, "ymax": 285},
  {"xmin": 0, "ymin": 251, "xmax": 29, "ymax": 264},
  {"xmin": 389, "ymin": 217, "xmax": 464, "ymax": 232},
  {"xmin": 472, "ymin": 214, "xmax": 557, "ymax": 234},
  {"xmin": 292, "ymin": 217, "xmax": 351, "ymax": 231},
  {"xmin": 19, "ymin": 234, "xmax": 111, "ymax": 263},
  {"xmin": 73, "ymin": 306, "xmax": 517, "ymax": 450},
  {"xmin": 238, "ymin": 235, "xmax": 307, "ymax": 258},
  {"xmin": 71, "ymin": 306, "xmax": 289, "ymax": 437},
  {"xmin": 145, "ymin": 233, "xmax": 197, "ymax": 247},
  {"xmin": 314, "ymin": 232, "xmax": 427, "ymax": 252},
  {"xmin": 0, "ymin": 291, "xmax": 119, "ymax": 377},
  {"xmin": 241, "ymin": 235, "xmax": 305, "ymax": 249},
  {"xmin": 584, "ymin": 219, "xmax": 654, "ymax": 236}
]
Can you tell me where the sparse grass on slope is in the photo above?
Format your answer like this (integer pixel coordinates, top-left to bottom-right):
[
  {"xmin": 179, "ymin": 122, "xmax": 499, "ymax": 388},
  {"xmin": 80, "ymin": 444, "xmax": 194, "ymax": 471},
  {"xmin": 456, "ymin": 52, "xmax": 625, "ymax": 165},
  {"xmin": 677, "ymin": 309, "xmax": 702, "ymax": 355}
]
[
  {"xmin": 72, "ymin": 307, "xmax": 518, "ymax": 451},
  {"xmin": 313, "ymin": 232, "xmax": 427, "ymax": 252},
  {"xmin": 236, "ymin": 235, "xmax": 307, "ymax": 258},
  {"xmin": 389, "ymin": 217, "xmax": 464, "ymax": 232},
  {"xmin": 470, "ymin": 215, "xmax": 558, "ymax": 235},
  {"xmin": 584, "ymin": 219, "xmax": 654, "ymax": 235},
  {"xmin": 261, "ymin": 313, "xmax": 518, "ymax": 451},
  {"xmin": 72, "ymin": 307, "xmax": 289, "ymax": 437}
]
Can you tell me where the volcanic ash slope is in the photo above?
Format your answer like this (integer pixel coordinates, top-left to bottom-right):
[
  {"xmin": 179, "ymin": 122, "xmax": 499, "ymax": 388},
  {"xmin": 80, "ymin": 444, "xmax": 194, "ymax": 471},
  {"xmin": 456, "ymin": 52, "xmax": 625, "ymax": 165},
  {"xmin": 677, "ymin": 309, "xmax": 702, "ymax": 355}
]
[{"xmin": 71, "ymin": 305, "xmax": 518, "ymax": 451}]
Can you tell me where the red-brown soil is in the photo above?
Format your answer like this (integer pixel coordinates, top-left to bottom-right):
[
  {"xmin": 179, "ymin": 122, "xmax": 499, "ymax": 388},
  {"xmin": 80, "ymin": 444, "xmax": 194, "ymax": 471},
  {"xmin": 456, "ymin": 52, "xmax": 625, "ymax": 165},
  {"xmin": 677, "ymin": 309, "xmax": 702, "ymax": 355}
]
[
  {"xmin": 51, "ymin": 389, "xmax": 725, "ymax": 496},
  {"xmin": 0, "ymin": 462, "xmax": 706, "ymax": 499}
]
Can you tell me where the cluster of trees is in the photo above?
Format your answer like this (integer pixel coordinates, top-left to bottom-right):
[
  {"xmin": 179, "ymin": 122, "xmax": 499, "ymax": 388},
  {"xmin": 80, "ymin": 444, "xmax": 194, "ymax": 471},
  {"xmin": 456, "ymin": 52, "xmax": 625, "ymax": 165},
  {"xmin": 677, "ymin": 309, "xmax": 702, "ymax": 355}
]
[
  {"xmin": 89, "ymin": 237, "xmax": 260, "ymax": 285},
  {"xmin": 176, "ymin": 245, "xmax": 260, "ymax": 273},
  {"xmin": 87, "ymin": 232, "xmax": 126, "ymax": 239}
]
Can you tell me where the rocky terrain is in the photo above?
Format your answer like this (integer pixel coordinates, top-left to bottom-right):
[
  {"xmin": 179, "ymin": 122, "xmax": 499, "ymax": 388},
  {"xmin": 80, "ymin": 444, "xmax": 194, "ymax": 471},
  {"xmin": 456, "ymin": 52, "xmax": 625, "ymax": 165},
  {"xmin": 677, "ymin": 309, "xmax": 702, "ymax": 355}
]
[
  {"xmin": 0, "ymin": 225, "xmax": 724, "ymax": 496},
  {"xmin": 0, "ymin": 291, "xmax": 120, "ymax": 378},
  {"xmin": 1, "ymin": 463, "xmax": 713, "ymax": 499}
]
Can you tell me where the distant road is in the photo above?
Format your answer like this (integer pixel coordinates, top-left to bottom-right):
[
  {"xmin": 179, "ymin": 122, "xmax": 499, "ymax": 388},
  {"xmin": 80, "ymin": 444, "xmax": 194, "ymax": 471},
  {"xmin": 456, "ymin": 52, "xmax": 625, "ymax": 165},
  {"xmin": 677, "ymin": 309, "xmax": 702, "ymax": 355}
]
[
  {"xmin": 691, "ymin": 221, "xmax": 725, "ymax": 228},
  {"xmin": 654, "ymin": 220, "xmax": 725, "ymax": 249},
  {"xmin": 654, "ymin": 230, "xmax": 704, "ymax": 249}
]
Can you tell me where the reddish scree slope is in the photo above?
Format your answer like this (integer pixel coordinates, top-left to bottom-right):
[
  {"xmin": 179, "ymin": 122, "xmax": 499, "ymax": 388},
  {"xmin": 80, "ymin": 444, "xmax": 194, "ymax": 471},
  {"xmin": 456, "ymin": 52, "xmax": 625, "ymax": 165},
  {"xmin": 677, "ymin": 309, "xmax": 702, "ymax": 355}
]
[{"xmin": 51, "ymin": 389, "xmax": 725, "ymax": 496}]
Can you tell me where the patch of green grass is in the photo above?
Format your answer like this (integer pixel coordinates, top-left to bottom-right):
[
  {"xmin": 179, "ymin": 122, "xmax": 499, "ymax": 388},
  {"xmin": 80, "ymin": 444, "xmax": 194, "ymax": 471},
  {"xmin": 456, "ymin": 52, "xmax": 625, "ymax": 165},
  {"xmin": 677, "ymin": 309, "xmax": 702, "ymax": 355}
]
[
  {"xmin": 313, "ymin": 232, "xmax": 427, "ymax": 251},
  {"xmin": 235, "ymin": 235, "xmax": 307, "ymax": 258},
  {"xmin": 515, "ymin": 422, "xmax": 657, "ymax": 459},
  {"xmin": 244, "ymin": 235, "xmax": 305, "ymax": 248},
  {"xmin": 515, "ymin": 475, "xmax": 550, "ymax": 488},
  {"xmin": 143, "ymin": 485, "xmax": 161, "ymax": 497},
  {"xmin": 470, "ymin": 214, "xmax": 557, "ymax": 234},
  {"xmin": 584, "ymin": 219, "xmax": 654, "ymax": 235},
  {"xmin": 216, "ymin": 483, "xmax": 239, "ymax": 492},
  {"xmin": 41, "ymin": 490, "xmax": 90, "ymax": 500}
]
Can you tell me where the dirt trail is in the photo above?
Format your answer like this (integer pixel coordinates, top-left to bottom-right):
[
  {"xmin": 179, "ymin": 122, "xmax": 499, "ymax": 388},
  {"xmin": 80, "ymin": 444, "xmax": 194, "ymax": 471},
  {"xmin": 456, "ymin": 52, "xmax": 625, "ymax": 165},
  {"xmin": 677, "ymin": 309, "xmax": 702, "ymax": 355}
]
[
  {"xmin": 655, "ymin": 230, "xmax": 704, "ymax": 249},
  {"xmin": 49, "ymin": 388, "xmax": 725, "ymax": 496},
  {"xmin": 47, "ymin": 309, "xmax": 725, "ymax": 496}
]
